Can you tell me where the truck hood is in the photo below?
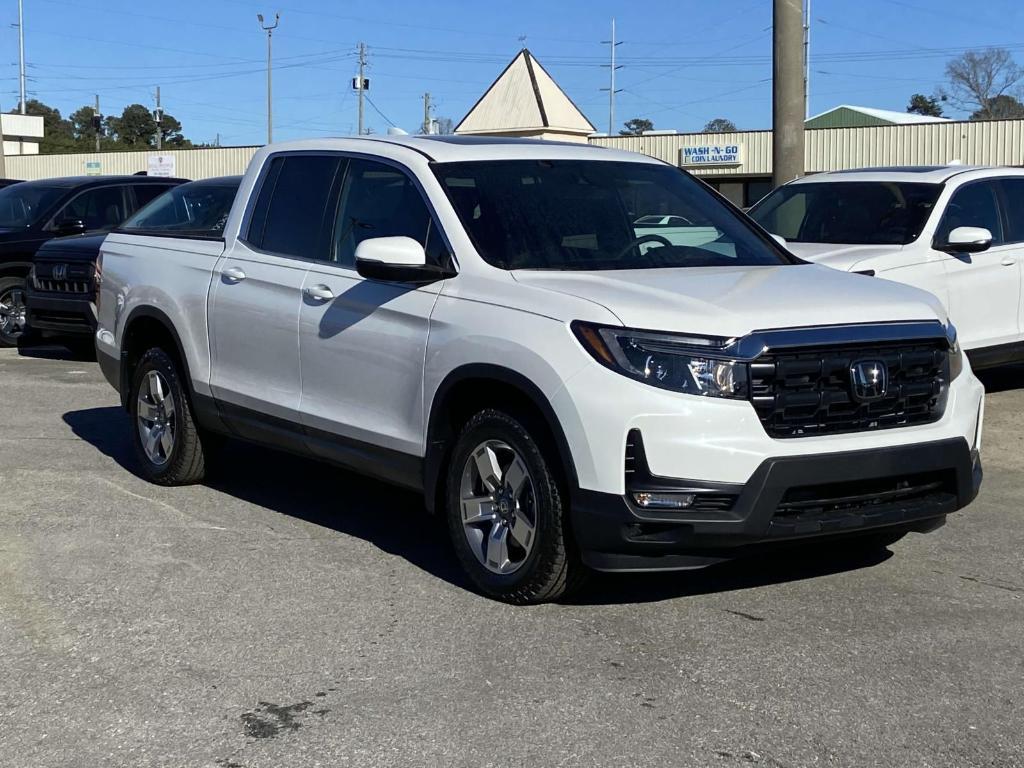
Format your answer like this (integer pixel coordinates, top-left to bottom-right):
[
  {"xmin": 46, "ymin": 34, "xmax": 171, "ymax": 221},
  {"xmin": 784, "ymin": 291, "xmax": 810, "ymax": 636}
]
[
  {"xmin": 511, "ymin": 264, "xmax": 947, "ymax": 337},
  {"xmin": 784, "ymin": 242, "xmax": 903, "ymax": 272}
]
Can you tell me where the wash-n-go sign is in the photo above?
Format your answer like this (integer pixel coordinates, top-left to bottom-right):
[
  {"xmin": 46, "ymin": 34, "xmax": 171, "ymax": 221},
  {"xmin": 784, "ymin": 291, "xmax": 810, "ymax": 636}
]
[{"xmin": 679, "ymin": 144, "xmax": 743, "ymax": 167}]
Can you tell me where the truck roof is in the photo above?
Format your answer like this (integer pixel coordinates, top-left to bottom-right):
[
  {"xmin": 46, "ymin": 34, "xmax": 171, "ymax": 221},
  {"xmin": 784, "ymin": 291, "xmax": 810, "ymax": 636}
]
[{"xmin": 260, "ymin": 135, "xmax": 661, "ymax": 165}]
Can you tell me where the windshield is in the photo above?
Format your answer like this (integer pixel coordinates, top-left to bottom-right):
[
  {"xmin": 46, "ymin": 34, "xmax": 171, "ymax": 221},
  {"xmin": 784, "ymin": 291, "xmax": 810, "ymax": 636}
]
[
  {"xmin": 119, "ymin": 181, "xmax": 239, "ymax": 237},
  {"xmin": 748, "ymin": 181, "xmax": 941, "ymax": 245},
  {"xmin": 0, "ymin": 184, "xmax": 66, "ymax": 228},
  {"xmin": 433, "ymin": 160, "xmax": 792, "ymax": 270}
]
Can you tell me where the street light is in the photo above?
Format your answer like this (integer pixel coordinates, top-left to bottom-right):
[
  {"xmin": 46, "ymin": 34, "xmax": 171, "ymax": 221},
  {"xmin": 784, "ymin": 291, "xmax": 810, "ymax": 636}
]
[{"xmin": 257, "ymin": 12, "xmax": 280, "ymax": 144}]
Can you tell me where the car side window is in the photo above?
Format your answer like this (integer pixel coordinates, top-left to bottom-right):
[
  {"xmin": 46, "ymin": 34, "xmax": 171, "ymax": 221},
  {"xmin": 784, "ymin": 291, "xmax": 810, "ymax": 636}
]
[
  {"xmin": 332, "ymin": 159, "xmax": 442, "ymax": 268},
  {"xmin": 937, "ymin": 182, "xmax": 1004, "ymax": 246},
  {"xmin": 57, "ymin": 186, "xmax": 129, "ymax": 231},
  {"xmin": 132, "ymin": 184, "xmax": 174, "ymax": 212},
  {"xmin": 999, "ymin": 179, "xmax": 1024, "ymax": 244},
  {"xmin": 247, "ymin": 155, "xmax": 341, "ymax": 259}
]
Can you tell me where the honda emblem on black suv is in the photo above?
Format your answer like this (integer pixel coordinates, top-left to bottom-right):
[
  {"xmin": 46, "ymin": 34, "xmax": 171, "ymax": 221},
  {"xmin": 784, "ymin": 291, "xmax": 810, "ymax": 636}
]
[
  {"xmin": 851, "ymin": 360, "xmax": 888, "ymax": 402},
  {"xmin": 52, "ymin": 264, "xmax": 68, "ymax": 282}
]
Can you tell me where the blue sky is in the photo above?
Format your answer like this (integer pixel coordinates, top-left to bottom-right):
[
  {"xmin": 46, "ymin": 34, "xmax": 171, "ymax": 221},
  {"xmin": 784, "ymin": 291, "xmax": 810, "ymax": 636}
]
[{"xmin": 2, "ymin": 0, "xmax": 1022, "ymax": 145}]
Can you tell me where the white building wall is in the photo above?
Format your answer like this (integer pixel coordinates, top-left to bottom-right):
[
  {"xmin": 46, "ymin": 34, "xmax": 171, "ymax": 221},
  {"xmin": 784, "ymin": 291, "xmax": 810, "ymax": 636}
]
[{"xmin": 5, "ymin": 146, "xmax": 259, "ymax": 180}]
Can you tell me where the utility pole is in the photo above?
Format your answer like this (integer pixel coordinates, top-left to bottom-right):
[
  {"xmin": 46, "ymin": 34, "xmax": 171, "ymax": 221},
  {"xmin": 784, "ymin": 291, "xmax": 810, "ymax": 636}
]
[
  {"xmin": 154, "ymin": 86, "xmax": 163, "ymax": 151},
  {"xmin": 600, "ymin": 19, "xmax": 623, "ymax": 136},
  {"xmin": 356, "ymin": 42, "xmax": 367, "ymax": 136},
  {"xmin": 258, "ymin": 12, "xmax": 280, "ymax": 144},
  {"xmin": 422, "ymin": 92, "xmax": 432, "ymax": 134},
  {"xmin": 803, "ymin": 0, "xmax": 812, "ymax": 118},
  {"xmin": 94, "ymin": 94, "xmax": 101, "ymax": 152},
  {"xmin": 772, "ymin": 0, "xmax": 805, "ymax": 187},
  {"xmin": 17, "ymin": 0, "xmax": 26, "ymax": 114},
  {"xmin": 0, "ymin": 103, "xmax": 6, "ymax": 178}
]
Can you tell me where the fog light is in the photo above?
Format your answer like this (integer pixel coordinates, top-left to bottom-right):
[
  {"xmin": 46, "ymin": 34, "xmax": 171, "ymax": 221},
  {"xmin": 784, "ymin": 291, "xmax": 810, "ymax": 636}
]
[{"xmin": 632, "ymin": 491, "xmax": 696, "ymax": 510}]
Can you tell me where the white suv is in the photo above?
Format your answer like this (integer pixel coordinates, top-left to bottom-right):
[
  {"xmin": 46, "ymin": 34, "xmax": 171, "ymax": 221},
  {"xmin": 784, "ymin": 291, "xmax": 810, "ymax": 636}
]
[
  {"xmin": 95, "ymin": 137, "xmax": 984, "ymax": 603},
  {"xmin": 749, "ymin": 165, "xmax": 1024, "ymax": 367}
]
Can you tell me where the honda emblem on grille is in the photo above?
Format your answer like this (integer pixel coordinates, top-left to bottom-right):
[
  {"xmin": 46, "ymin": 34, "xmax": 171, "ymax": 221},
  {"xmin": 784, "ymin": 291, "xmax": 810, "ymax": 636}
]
[
  {"xmin": 850, "ymin": 360, "xmax": 888, "ymax": 402},
  {"xmin": 52, "ymin": 264, "xmax": 68, "ymax": 281}
]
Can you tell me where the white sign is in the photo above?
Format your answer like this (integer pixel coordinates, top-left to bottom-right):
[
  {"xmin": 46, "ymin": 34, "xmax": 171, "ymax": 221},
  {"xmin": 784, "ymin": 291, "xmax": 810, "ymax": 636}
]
[
  {"xmin": 85, "ymin": 160, "xmax": 102, "ymax": 176},
  {"xmin": 147, "ymin": 154, "xmax": 177, "ymax": 178},
  {"xmin": 679, "ymin": 144, "xmax": 744, "ymax": 168}
]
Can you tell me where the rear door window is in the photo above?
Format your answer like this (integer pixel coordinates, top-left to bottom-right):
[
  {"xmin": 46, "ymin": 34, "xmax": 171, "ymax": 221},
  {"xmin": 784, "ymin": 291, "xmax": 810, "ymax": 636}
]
[
  {"xmin": 999, "ymin": 178, "xmax": 1024, "ymax": 244},
  {"xmin": 247, "ymin": 155, "xmax": 342, "ymax": 259}
]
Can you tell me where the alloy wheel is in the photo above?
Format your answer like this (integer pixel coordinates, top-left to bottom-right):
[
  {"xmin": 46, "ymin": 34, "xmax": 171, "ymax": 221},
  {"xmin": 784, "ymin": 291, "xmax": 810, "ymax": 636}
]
[
  {"xmin": 137, "ymin": 370, "xmax": 176, "ymax": 466},
  {"xmin": 459, "ymin": 440, "xmax": 537, "ymax": 575},
  {"xmin": 0, "ymin": 286, "xmax": 28, "ymax": 343}
]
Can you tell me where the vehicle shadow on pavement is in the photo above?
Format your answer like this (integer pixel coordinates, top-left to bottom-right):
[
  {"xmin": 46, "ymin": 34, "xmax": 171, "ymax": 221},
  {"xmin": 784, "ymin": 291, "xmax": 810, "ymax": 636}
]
[
  {"xmin": 569, "ymin": 547, "xmax": 893, "ymax": 606},
  {"xmin": 62, "ymin": 407, "xmax": 469, "ymax": 592},
  {"xmin": 64, "ymin": 406, "xmax": 896, "ymax": 605},
  {"xmin": 974, "ymin": 364, "xmax": 1024, "ymax": 394}
]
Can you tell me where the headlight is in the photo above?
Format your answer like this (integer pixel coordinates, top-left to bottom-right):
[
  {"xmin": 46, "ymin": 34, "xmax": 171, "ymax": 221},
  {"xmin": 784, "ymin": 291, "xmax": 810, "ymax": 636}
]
[
  {"xmin": 572, "ymin": 321, "xmax": 748, "ymax": 398},
  {"xmin": 947, "ymin": 323, "xmax": 963, "ymax": 381}
]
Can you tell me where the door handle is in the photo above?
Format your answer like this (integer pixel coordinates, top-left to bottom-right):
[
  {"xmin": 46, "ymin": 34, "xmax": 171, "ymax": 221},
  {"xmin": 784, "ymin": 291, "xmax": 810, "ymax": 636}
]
[
  {"xmin": 1001, "ymin": 257, "xmax": 1017, "ymax": 266},
  {"xmin": 222, "ymin": 266, "xmax": 247, "ymax": 283},
  {"xmin": 303, "ymin": 284, "xmax": 335, "ymax": 302}
]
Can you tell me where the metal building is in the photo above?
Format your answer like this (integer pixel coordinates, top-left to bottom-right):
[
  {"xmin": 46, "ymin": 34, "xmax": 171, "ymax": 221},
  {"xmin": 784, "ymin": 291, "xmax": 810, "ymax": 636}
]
[{"xmin": 590, "ymin": 118, "xmax": 1024, "ymax": 208}]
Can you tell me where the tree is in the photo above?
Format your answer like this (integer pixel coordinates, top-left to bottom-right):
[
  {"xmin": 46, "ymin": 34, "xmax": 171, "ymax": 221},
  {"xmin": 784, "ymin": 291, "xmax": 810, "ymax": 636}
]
[
  {"xmin": 69, "ymin": 105, "xmax": 106, "ymax": 146},
  {"xmin": 970, "ymin": 94, "xmax": 1024, "ymax": 120},
  {"xmin": 944, "ymin": 47, "xmax": 1024, "ymax": 120},
  {"xmin": 620, "ymin": 117, "xmax": 653, "ymax": 136},
  {"xmin": 703, "ymin": 117, "xmax": 737, "ymax": 132},
  {"xmin": 107, "ymin": 104, "xmax": 157, "ymax": 148},
  {"xmin": 158, "ymin": 113, "xmax": 192, "ymax": 148},
  {"xmin": 12, "ymin": 99, "xmax": 77, "ymax": 153},
  {"xmin": 907, "ymin": 93, "xmax": 944, "ymax": 117}
]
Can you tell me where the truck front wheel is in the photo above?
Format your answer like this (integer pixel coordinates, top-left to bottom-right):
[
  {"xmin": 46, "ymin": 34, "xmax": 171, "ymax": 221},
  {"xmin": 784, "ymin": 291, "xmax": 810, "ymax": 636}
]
[
  {"xmin": 445, "ymin": 408, "xmax": 586, "ymax": 604},
  {"xmin": 129, "ymin": 347, "xmax": 207, "ymax": 485}
]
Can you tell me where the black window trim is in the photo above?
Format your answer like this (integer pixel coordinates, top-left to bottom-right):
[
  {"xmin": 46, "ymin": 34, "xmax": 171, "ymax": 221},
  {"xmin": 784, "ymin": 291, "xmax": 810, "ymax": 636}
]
[{"xmin": 238, "ymin": 149, "xmax": 458, "ymax": 274}]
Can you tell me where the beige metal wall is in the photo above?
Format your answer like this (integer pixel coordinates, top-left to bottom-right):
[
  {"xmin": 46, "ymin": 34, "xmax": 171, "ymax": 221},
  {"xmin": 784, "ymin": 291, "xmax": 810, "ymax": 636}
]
[
  {"xmin": 5, "ymin": 146, "xmax": 259, "ymax": 181},
  {"xmin": 590, "ymin": 119, "xmax": 1024, "ymax": 176}
]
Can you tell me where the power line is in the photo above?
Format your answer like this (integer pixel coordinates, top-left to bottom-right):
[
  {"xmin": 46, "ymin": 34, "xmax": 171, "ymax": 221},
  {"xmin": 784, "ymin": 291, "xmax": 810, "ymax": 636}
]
[{"xmin": 364, "ymin": 94, "xmax": 396, "ymax": 127}]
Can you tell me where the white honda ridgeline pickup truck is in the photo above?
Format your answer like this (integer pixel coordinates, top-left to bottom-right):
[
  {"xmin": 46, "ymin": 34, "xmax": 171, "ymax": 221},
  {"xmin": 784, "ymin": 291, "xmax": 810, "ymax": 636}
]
[{"xmin": 95, "ymin": 136, "xmax": 984, "ymax": 604}]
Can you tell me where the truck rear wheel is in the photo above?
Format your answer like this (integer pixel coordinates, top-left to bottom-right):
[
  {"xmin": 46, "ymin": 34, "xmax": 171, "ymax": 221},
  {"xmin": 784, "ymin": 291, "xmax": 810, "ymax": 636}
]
[
  {"xmin": 129, "ymin": 347, "xmax": 207, "ymax": 485},
  {"xmin": 445, "ymin": 408, "xmax": 586, "ymax": 604}
]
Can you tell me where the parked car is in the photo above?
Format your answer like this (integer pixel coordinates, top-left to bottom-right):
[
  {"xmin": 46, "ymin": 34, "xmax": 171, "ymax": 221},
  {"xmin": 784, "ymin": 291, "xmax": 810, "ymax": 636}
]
[
  {"xmin": 95, "ymin": 137, "xmax": 983, "ymax": 604},
  {"xmin": 25, "ymin": 177, "xmax": 240, "ymax": 358},
  {"xmin": 748, "ymin": 165, "xmax": 1024, "ymax": 368},
  {"xmin": 0, "ymin": 175, "xmax": 187, "ymax": 347},
  {"xmin": 0, "ymin": 179, "xmax": 23, "ymax": 190}
]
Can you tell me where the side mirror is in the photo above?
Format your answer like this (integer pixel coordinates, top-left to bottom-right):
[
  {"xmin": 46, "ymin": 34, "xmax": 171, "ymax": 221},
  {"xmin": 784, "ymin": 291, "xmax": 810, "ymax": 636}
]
[
  {"xmin": 937, "ymin": 226, "xmax": 992, "ymax": 254},
  {"xmin": 355, "ymin": 236, "xmax": 453, "ymax": 283},
  {"xmin": 55, "ymin": 218, "xmax": 87, "ymax": 236}
]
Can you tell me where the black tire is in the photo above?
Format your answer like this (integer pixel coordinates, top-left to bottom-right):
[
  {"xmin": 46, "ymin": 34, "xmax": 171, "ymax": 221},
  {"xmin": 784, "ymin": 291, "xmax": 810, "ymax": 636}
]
[
  {"xmin": 445, "ymin": 408, "xmax": 587, "ymax": 604},
  {"xmin": 0, "ymin": 276, "xmax": 29, "ymax": 349},
  {"xmin": 129, "ymin": 347, "xmax": 207, "ymax": 485}
]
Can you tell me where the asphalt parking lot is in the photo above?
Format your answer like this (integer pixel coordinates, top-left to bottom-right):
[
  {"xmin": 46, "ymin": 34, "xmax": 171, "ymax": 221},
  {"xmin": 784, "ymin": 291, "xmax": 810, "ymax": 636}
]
[{"xmin": 1, "ymin": 346, "xmax": 1022, "ymax": 768}]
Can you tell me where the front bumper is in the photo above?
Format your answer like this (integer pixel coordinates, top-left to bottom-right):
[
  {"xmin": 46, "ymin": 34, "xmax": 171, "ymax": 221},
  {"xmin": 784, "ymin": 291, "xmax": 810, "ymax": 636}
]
[
  {"xmin": 572, "ymin": 437, "xmax": 981, "ymax": 572},
  {"xmin": 24, "ymin": 284, "xmax": 97, "ymax": 337}
]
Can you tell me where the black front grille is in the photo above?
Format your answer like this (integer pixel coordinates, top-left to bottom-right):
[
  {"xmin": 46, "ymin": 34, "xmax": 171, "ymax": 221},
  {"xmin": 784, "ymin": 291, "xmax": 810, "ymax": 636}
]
[
  {"xmin": 776, "ymin": 470, "xmax": 954, "ymax": 519},
  {"xmin": 32, "ymin": 262, "xmax": 96, "ymax": 296},
  {"xmin": 749, "ymin": 342, "xmax": 949, "ymax": 438}
]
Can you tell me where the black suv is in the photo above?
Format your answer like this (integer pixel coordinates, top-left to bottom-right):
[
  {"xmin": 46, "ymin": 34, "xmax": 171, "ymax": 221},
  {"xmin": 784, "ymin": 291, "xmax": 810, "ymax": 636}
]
[
  {"xmin": 0, "ymin": 175, "xmax": 186, "ymax": 347},
  {"xmin": 26, "ymin": 176, "xmax": 240, "ymax": 357}
]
